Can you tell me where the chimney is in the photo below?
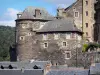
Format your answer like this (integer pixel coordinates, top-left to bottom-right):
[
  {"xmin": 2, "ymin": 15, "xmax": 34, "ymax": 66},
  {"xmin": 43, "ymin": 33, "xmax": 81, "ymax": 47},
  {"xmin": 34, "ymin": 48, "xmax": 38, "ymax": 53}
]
[
  {"xmin": 35, "ymin": 9, "xmax": 41, "ymax": 17},
  {"xmin": 17, "ymin": 12, "xmax": 22, "ymax": 19}
]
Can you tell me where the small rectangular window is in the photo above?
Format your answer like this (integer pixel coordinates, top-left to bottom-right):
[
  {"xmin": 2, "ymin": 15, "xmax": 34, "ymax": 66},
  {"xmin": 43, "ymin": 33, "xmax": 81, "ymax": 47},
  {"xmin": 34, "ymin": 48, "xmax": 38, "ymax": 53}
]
[
  {"xmin": 86, "ymin": 1, "xmax": 88, "ymax": 5},
  {"xmin": 86, "ymin": 32, "xmax": 88, "ymax": 36},
  {"xmin": 86, "ymin": 23, "xmax": 88, "ymax": 28},
  {"xmin": 43, "ymin": 34, "xmax": 48, "ymax": 40},
  {"xmin": 65, "ymin": 51, "xmax": 71, "ymax": 59},
  {"xmin": 86, "ymin": 11, "xmax": 88, "ymax": 16},
  {"xmin": 74, "ymin": 12, "xmax": 79, "ymax": 17},
  {"xmin": 22, "ymin": 23, "xmax": 29, "ymax": 29},
  {"xmin": 63, "ymin": 42, "xmax": 67, "ymax": 47},
  {"xmin": 71, "ymin": 33, "xmax": 76, "ymax": 38},
  {"xmin": 20, "ymin": 36, "xmax": 25, "ymax": 41},
  {"xmin": 44, "ymin": 42, "xmax": 48, "ymax": 48}
]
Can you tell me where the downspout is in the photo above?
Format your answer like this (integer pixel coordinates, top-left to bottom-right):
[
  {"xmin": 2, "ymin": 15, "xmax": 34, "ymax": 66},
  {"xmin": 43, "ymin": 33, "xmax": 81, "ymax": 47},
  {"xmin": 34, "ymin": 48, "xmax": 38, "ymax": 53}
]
[{"xmin": 82, "ymin": 0, "xmax": 84, "ymax": 39}]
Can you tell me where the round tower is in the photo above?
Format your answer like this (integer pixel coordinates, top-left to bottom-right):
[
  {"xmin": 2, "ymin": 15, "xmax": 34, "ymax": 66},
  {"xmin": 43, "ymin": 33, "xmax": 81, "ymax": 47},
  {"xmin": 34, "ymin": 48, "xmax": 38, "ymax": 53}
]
[
  {"xmin": 16, "ymin": 20, "xmax": 34, "ymax": 61},
  {"xmin": 15, "ymin": 7, "xmax": 54, "ymax": 61}
]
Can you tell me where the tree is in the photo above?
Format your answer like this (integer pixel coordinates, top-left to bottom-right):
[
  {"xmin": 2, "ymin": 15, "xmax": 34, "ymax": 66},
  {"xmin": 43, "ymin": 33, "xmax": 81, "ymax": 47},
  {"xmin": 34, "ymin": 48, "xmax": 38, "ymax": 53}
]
[{"xmin": 0, "ymin": 26, "xmax": 15, "ymax": 61}]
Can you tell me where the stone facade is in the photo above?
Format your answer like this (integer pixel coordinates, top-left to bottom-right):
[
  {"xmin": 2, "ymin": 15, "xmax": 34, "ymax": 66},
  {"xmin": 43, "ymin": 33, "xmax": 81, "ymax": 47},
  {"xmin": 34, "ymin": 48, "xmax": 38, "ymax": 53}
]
[
  {"xmin": 57, "ymin": 0, "xmax": 95, "ymax": 42},
  {"xmin": 15, "ymin": 7, "xmax": 83, "ymax": 66},
  {"xmin": 16, "ymin": 20, "xmax": 49, "ymax": 61},
  {"xmin": 94, "ymin": 0, "xmax": 100, "ymax": 43},
  {"xmin": 57, "ymin": 0, "xmax": 82, "ymax": 30}
]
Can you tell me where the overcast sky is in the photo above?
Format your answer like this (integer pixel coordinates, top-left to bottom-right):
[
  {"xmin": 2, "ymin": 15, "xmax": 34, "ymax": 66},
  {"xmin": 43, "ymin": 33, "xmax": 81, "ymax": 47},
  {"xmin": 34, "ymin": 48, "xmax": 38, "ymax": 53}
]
[{"xmin": 0, "ymin": 0, "xmax": 76, "ymax": 27}]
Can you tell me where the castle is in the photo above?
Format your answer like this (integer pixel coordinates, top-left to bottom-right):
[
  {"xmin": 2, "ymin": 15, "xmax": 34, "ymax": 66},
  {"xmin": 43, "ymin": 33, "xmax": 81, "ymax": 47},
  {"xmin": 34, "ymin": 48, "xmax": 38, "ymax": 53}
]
[{"xmin": 15, "ymin": 0, "xmax": 97, "ymax": 65}]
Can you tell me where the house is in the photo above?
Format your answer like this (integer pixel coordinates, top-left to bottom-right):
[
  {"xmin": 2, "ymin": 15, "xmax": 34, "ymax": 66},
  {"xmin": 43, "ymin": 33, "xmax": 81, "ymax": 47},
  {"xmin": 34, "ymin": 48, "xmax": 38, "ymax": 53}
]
[{"xmin": 57, "ymin": 0, "xmax": 96, "ymax": 42}]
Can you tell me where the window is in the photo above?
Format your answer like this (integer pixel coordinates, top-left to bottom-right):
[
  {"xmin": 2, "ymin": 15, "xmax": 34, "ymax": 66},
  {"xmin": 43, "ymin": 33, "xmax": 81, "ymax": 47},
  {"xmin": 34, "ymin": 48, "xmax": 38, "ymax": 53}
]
[
  {"xmin": 22, "ymin": 24, "xmax": 26, "ymax": 28},
  {"xmin": 63, "ymin": 42, "xmax": 67, "ymax": 47},
  {"xmin": 66, "ymin": 33, "xmax": 70, "ymax": 39},
  {"xmin": 78, "ymin": 35, "xmax": 82, "ymax": 40},
  {"xmin": 65, "ymin": 51, "xmax": 71, "ymax": 59},
  {"xmin": 43, "ymin": 34, "xmax": 48, "ymax": 40},
  {"xmin": 22, "ymin": 23, "xmax": 29, "ymax": 29},
  {"xmin": 54, "ymin": 33, "xmax": 59, "ymax": 40},
  {"xmin": 86, "ymin": 1, "xmax": 88, "ymax": 5},
  {"xmin": 86, "ymin": 11, "xmax": 88, "ymax": 16},
  {"xmin": 27, "ymin": 32, "xmax": 31, "ymax": 36},
  {"xmin": 71, "ymin": 33, "xmax": 76, "ymax": 38},
  {"xmin": 44, "ymin": 42, "xmax": 48, "ymax": 48},
  {"xmin": 86, "ymin": 32, "xmax": 88, "ymax": 36},
  {"xmin": 20, "ymin": 36, "xmax": 25, "ymax": 40},
  {"xmin": 40, "ymin": 22, "xmax": 46, "ymax": 29},
  {"xmin": 86, "ymin": 23, "xmax": 88, "ymax": 28},
  {"xmin": 74, "ymin": 11, "xmax": 79, "ymax": 17}
]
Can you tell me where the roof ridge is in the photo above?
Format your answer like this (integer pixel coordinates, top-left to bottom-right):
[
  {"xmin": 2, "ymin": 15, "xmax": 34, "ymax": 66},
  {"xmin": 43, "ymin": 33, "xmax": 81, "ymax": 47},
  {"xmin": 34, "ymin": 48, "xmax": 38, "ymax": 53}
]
[{"xmin": 65, "ymin": 0, "xmax": 79, "ymax": 11}]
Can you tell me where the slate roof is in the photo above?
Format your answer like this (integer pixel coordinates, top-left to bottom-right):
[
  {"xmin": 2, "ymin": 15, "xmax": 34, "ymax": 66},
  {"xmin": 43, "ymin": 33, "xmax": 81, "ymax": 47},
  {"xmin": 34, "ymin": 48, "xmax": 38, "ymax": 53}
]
[
  {"xmin": 0, "ymin": 61, "xmax": 49, "ymax": 75},
  {"xmin": 16, "ymin": 6, "xmax": 54, "ymax": 20},
  {"xmin": 0, "ymin": 69, "xmax": 43, "ymax": 75},
  {"xmin": 46, "ymin": 68, "xmax": 89, "ymax": 75},
  {"xmin": 37, "ymin": 18, "xmax": 82, "ymax": 33},
  {"xmin": 65, "ymin": 0, "xmax": 77, "ymax": 11},
  {"xmin": 0, "ymin": 61, "xmax": 50, "ymax": 69},
  {"xmin": 90, "ymin": 63, "xmax": 100, "ymax": 74}
]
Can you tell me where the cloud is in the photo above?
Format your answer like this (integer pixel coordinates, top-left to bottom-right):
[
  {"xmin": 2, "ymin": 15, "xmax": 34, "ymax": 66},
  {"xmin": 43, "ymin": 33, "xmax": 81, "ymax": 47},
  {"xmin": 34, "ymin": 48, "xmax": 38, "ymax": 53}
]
[
  {"xmin": 57, "ymin": 4, "xmax": 69, "ymax": 8},
  {"xmin": 0, "ymin": 20, "xmax": 15, "ymax": 27},
  {"xmin": 0, "ymin": 8, "xmax": 21, "ymax": 27},
  {"xmin": 5, "ymin": 8, "xmax": 20, "ymax": 20}
]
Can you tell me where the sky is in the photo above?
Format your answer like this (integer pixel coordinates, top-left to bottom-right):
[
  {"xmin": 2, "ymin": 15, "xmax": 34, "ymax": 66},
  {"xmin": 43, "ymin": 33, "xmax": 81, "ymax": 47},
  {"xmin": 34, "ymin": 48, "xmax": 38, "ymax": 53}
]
[{"xmin": 0, "ymin": 0, "xmax": 76, "ymax": 27}]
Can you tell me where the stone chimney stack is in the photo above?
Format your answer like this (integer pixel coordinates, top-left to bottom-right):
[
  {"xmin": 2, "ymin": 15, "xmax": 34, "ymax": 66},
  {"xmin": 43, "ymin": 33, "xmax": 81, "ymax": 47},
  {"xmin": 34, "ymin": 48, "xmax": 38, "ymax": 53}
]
[
  {"xmin": 17, "ymin": 12, "xmax": 22, "ymax": 19},
  {"xmin": 35, "ymin": 9, "xmax": 41, "ymax": 17}
]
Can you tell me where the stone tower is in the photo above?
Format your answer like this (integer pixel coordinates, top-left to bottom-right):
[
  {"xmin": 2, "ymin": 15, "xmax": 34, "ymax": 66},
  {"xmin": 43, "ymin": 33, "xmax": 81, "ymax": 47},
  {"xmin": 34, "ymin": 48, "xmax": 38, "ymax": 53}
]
[
  {"xmin": 94, "ymin": 0, "xmax": 100, "ymax": 42},
  {"xmin": 15, "ymin": 7, "xmax": 54, "ymax": 61},
  {"xmin": 82, "ymin": 0, "xmax": 95, "ymax": 42}
]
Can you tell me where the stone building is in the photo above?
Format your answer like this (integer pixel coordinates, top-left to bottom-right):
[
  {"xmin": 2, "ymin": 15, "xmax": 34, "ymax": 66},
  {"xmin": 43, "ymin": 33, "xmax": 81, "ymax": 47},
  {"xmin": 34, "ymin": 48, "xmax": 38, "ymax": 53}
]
[
  {"xmin": 15, "ymin": 7, "xmax": 54, "ymax": 61},
  {"xmin": 15, "ymin": 6, "xmax": 82, "ymax": 65},
  {"xmin": 94, "ymin": 0, "xmax": 100, "ymax": 43},
  {"xmin": 57, "ymin": 0, "xmax": 96, "ymax": 42}
]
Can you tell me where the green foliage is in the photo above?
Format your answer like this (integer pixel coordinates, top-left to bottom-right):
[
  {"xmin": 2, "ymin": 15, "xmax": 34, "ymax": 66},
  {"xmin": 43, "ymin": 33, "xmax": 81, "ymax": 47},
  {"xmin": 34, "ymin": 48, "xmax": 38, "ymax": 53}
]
[
  {"xmin": 0, "ymin": 26, "xmax": 15, "ymax": 61},
  {"xmin": 82, "ymin": 43, "xmax": 100, "ymax": 52},
  {"xmin": 82, "ymin": 44, "xmax": 88, "ymax": 52}
]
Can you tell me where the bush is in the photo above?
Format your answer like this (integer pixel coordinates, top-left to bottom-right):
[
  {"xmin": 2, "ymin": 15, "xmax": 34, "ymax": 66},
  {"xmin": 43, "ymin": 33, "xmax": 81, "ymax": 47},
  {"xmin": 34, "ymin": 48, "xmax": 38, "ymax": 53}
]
[
  {"xmin": 82, "ymin": 44, "xmax": 88, "ymax": 52},
  {"xmin": 82, "ymin": 43, "xmax": 100, "ymax": 52}
]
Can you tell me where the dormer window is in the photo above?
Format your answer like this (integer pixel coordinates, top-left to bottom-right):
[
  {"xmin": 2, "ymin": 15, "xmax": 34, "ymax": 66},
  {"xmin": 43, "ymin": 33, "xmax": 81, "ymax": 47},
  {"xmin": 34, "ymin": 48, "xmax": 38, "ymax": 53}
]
[
  {"xmin": 71, "ymin": 33, "xmax": 76, "ymax": 38},
  {"xmin": 54, "ymin": 33, "xmax": 59, "ymax": 40},
  {"xmin": 43, "ymin": 34, "xmax": 48, "ymax": 40},
  {"xmin": 66, "ymin": 33, "xmax": 70, "ymax": 39}
]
